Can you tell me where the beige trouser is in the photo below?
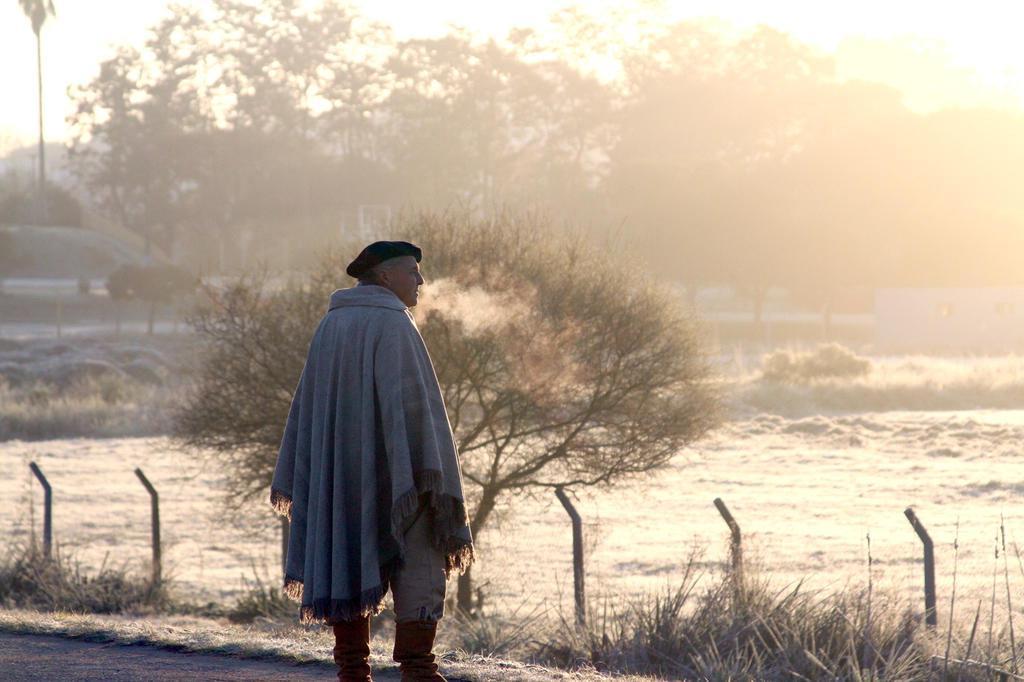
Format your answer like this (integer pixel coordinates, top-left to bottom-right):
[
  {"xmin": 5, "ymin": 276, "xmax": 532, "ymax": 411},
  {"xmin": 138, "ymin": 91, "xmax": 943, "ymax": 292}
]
[{"xmin": 390, "ymin": 505, "xmax": 447, "ymax": 623}]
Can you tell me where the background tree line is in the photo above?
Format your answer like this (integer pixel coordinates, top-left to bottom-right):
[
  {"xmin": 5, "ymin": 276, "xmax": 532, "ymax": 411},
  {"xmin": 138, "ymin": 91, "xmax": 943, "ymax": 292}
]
[{"xmin": 65, "ymin": 0, "xmax": 1024, "ymax": 310}]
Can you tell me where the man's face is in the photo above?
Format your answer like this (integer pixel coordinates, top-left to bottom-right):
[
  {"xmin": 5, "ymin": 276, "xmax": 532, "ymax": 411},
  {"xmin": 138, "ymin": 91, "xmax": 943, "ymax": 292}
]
[{"xmin": 377, "ymin": 256, "xmax": 424, "ymax": 307}]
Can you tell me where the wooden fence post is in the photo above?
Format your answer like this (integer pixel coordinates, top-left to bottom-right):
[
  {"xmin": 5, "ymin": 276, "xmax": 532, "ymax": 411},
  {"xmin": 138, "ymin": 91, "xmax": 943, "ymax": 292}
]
[
  {"xmin": 904, "ymin": 507, "xmax": 937, "ymax": 628},
  {"xmin": 29, "ymin": 462, "xmax": 52, "ymax": 558},
  {"xmin": 555, "ymin": 486, "xmax": 586, "ymax": 627},
  {"xmin": 713, "ymin": 497, "xmax": 743, "ymax": 583},
  {"xmin": 134, "ymin": 468, "xmax": 161, "ymax": 586}
]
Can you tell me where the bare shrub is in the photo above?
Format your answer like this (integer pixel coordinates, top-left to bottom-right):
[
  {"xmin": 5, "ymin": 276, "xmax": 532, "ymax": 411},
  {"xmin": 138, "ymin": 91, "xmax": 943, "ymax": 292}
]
[{"xmin": 176, "ymin": 210, "xmax": 721, "ymax": 608}]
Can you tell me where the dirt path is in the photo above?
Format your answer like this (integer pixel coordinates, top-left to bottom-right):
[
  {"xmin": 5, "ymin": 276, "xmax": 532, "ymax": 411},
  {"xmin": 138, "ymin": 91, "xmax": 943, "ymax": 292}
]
[{"xmin": 0, "ymin": 631, "xmax": 365, "ymax": 681}]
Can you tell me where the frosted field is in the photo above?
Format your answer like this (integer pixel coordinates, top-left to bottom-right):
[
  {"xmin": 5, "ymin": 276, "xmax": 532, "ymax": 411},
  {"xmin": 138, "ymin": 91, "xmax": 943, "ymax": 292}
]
[
  {"xmin": 3, "ymin": 408, "xmax": 1024, "ymax": 624},
  {"xmin": 0, "ymin": 439, "xmax": 281, "ymax": 604}
]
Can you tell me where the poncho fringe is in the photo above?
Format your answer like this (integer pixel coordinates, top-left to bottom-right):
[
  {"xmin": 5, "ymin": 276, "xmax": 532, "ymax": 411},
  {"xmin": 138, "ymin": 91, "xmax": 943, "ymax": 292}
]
[
  {"xmin": 269, "ymin": 488, "xmax": 292, "ymax": 521},
  {"xmin": 299, "ymin": 586, "xmax": 388, "ymax": 624},
  {"xmin": 391, "ymin": 470, "xmax": 476, "ymax": 576},
  {"xmin": 282, "ymin": 568, "xmax": 390, "ymax": 623},
  {"xmin": 270, "ymin": 470, "xmax": 476, "ymax": 623}
]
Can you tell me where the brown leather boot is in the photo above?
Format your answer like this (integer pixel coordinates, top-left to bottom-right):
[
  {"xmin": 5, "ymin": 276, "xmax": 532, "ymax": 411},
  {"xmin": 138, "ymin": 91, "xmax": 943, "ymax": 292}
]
[
  {"xmin": 333, "ymin": 616, "xmax": 372, "ymax": 682},
  {"xmin": 393, "ymin": 620, "xmax": 446, "ymax": 681}
]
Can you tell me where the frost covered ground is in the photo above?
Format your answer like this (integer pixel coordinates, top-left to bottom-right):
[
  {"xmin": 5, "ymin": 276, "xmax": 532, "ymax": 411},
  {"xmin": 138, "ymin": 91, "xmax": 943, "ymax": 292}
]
[
  {"xmin": 3, "ymin": 406, "xmax": 1024, "ymax": 626},
  {"xmin": 483, "ymin": 408, "xmax": 1024, "ymax": 624},
  {"xmin": 4, "ymin": 345, "xmax": 1024, "ymax": 626}
]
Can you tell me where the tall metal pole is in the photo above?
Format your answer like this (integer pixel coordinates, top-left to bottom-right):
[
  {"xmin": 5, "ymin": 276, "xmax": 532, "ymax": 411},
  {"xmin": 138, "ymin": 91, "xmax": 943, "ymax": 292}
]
[
  {"xmin": 36, "ymin": 28, "xmax": 46, "ymax": 224},
  {"xmin": 135, "ymin": 468, "xmax": 161, "ymax": 586},
  {"xmin": 29, "ymin": 462, "xmax": 52, "ymax": 558},
  {"xmin": 554, "ymin": 486, "xmax": 585, "ymax": 627}
]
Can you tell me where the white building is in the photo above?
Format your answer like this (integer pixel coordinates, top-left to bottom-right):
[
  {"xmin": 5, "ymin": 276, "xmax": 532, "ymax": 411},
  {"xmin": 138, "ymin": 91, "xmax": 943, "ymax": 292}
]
[{"xmin": 875, "ymin": 288, "xmax": 1024, "ymax": 352}]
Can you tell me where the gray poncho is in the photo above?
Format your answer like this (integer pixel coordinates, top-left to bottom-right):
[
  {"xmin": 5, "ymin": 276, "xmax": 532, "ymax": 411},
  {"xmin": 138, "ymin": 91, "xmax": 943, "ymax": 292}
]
[{"xmin": 270, "ymin": 285, "xmax": 474, "ymax": 624}]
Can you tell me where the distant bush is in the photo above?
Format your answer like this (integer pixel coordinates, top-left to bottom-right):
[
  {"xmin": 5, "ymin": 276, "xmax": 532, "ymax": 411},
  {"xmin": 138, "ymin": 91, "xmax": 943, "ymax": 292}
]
[
  {"xmin": 0, "ymin": 337, "xmax": 187, "ymax": 440},
  {"xmin": 0, "ymin": 543, "xmax": 169, "ymax": 614},
  {"xmin": 0, "ymin": 375, "xmax": 173, "ymax": 440},
  {"xmin": 0, "ymin": 179, "xmax": 83, "ymax": 228},
  {"xmin": 106, "ymin": 263, "xmax": 196, "ymax": 335},
  {"xmin": 762, "ymin": 343, "xmax": 871, "ymax": 383},
  {"xmin": 740, "ymin": 352, "xmax": 1024, "ymax": 414}
]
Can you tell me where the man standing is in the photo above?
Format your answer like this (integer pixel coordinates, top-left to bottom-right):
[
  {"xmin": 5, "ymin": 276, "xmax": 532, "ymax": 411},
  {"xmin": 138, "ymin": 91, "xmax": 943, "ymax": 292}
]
[{"xmin": 270, "ymin": 241, "xmax": 474, "ymax": 681}]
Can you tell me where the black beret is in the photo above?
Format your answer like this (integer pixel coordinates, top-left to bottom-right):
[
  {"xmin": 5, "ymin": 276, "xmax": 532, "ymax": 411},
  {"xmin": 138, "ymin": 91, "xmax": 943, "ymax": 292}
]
[{"xmin": 346, "ymin": 241, "xmax": 422, "ymax": 279}]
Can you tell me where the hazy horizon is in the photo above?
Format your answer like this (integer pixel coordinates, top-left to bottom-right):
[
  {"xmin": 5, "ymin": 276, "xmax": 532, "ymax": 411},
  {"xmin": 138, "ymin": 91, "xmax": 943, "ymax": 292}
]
[{"xmin": 2, "ymin": 0, "xmax": 1024, "ymax": 155}]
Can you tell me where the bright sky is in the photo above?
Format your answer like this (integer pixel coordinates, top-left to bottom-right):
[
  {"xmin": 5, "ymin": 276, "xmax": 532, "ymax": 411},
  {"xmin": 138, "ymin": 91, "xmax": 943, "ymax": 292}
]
[{"xmin": 2, "ymin": 0, "xmax": 1024, "ymax": 155}]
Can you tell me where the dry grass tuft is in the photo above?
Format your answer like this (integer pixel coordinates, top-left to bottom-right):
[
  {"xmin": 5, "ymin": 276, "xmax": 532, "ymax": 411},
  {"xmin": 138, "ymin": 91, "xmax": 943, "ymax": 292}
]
[
  {"xmin": 0, "ymin": 542, "xmax": 170, "ymax": 614},
  {"xmin": 226, "ymin": 575, "xmax": 295, "ymax": 624},
  {"xmin": 546, "ymin": 573, "xmax": 922, "ymax": 679},
  {"xmin": 443, "ymin": 556, "xmax": 1024, "ymax": 680},
  {"xmin": 445, "ymin": 602, "xmax": 549, "ymax": 659},
  {"xmin": 0, "ymin": 335, "xmax": 191, "ymax": 441}
]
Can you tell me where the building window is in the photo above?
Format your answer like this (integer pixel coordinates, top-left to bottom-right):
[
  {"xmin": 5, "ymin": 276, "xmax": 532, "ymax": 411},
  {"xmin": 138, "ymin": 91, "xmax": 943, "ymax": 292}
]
[
  {"xmin": 937, "ymin": 303, "xmax": 953, "ymax": 318},
  {"xmin": 996, "ymin": 302, "xmax": 1015, "ymax": 316}
]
